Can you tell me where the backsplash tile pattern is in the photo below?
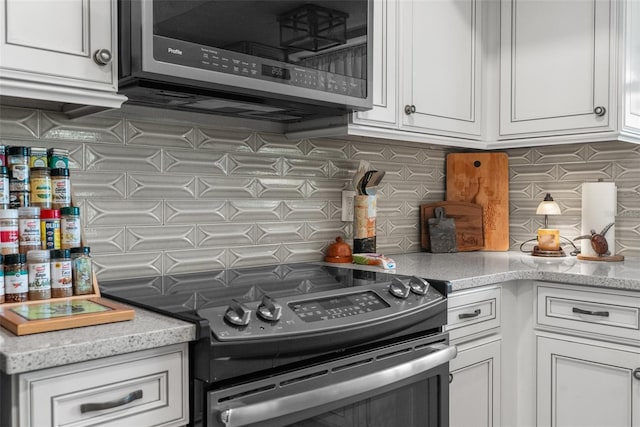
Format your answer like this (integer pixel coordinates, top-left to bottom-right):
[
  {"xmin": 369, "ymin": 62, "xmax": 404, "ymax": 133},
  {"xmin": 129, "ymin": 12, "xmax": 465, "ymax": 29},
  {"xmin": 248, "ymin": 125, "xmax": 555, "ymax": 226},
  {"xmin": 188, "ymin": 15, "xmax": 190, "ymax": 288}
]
[
  {"xmin": 508, "ymin": 141, "xmax": 640, "ymax": 255},
  {"xmin": 0, "ymin": 106, "xmax": 447, "ymax": 280},
  {"xmin": 2, "ymin": 105, "xmax": 640, "ymax": 280}
]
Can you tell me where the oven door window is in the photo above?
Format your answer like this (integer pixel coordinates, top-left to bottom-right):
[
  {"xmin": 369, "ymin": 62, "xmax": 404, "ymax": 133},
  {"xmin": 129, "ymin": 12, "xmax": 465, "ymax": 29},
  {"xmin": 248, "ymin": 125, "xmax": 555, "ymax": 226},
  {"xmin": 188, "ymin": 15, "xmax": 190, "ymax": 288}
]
[{"xmin": 208, "ymin": 341, "xmax": 456, "ymax": 427}]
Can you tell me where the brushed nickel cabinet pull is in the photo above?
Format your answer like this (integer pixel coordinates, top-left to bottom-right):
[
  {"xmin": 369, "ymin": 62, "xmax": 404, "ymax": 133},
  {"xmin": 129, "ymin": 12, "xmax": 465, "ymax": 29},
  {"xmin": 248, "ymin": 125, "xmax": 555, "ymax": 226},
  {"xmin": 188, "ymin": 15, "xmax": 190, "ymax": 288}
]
[
  {"xmin": 572, "ymin": 307, "xmax": 610, "ymax": 317},
  {"xmin": 80, "ymin": 389, "xmax": 143, "ymax": 413},
  {"xmin": 458, "ymin": 309, "xmax": 481, "ymax": 319}
]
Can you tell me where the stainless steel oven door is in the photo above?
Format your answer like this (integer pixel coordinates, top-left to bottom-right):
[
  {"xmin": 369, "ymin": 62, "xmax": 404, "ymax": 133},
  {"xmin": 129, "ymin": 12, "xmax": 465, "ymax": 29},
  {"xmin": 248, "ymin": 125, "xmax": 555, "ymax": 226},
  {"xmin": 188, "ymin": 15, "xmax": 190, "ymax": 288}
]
[{"xmin": 208, "ymin": 337, "xmax": 456, "ymax": 427}]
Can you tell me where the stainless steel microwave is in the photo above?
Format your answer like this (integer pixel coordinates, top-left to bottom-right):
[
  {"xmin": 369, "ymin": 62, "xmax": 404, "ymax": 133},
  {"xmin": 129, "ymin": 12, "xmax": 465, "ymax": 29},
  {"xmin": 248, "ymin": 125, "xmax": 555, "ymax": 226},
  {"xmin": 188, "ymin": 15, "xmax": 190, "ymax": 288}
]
[{"xmin": 118, "ymin": 0, "xmax": 373, "ymax": 123}]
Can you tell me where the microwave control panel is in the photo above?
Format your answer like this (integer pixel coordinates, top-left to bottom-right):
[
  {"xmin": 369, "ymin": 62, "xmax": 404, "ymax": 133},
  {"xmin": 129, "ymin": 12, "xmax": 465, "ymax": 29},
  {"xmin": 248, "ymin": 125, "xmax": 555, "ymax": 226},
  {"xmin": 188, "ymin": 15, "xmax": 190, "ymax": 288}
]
[{"xmin": 153, "ymin": 36, "xmax": 366, "ymax": 98}]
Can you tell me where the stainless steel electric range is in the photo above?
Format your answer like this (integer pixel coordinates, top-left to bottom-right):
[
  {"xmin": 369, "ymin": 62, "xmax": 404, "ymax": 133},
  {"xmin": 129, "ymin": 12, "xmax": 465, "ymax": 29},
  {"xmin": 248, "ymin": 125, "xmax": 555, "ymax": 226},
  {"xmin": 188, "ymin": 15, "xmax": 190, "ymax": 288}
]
[{"xmin": 100, "ymin": 263, "xmax": 455, "ymax": 427}]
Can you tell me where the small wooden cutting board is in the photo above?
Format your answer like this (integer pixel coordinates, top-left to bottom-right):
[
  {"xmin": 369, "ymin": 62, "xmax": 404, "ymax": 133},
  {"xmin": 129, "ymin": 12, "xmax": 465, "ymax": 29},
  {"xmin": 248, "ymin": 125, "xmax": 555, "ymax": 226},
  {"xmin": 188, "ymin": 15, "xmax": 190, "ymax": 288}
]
[{"xmin": 421, "ymin": 201, "xmax": 484, "ymax": 252}]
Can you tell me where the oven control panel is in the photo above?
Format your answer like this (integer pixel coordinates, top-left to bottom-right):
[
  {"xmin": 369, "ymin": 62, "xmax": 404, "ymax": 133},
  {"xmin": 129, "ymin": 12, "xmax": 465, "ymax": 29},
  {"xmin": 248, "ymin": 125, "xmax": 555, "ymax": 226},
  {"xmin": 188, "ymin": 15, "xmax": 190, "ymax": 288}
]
[
  {"xmin": 289, "ymin": 291, "xmax": 390, "ymax": 323},
  {"xmin": 200, "ymin": 276, "xmax": 446, "ymax": 342}
]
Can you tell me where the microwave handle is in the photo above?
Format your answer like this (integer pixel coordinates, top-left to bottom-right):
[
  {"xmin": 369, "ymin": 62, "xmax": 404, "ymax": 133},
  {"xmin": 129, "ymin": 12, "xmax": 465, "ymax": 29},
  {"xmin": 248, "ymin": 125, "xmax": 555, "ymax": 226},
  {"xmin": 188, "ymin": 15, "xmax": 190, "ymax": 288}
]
[{"xmin": 217, "ymin": 343, "xmax": 457, "ymax": 427}]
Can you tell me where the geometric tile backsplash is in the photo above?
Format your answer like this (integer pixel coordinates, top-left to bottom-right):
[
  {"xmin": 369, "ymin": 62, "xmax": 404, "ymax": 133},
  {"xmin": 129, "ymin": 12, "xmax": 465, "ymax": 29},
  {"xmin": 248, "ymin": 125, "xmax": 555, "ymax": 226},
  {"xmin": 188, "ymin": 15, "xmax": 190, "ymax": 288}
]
[{"xmin": 1, "ymin": 105, "xmax": 639, "ymax": 280}]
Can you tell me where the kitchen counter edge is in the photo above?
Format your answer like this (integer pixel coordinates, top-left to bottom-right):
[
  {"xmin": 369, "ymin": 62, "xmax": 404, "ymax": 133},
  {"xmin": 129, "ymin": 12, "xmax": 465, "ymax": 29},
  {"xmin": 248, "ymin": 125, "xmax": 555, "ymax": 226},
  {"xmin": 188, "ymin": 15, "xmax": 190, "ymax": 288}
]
[
  {"xmin": 0, "ymin": 304, "xmax": 195, "ymax": 375},
  {"xmin": 320, "ymin": 251, "xmax": 640, "ymax": 292}
]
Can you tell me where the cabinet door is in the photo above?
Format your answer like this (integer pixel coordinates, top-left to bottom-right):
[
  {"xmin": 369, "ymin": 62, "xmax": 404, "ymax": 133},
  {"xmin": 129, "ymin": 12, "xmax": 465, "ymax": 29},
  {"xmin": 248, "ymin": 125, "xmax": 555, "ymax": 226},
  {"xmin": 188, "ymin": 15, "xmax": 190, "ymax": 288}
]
[
  {"xmin": 353, "ymin": 0, "xmax": 398, "ymax": 128},
  {"xmin": 624, "ymin": 0, "xmax": 640, "ymax": 133},
  {"xmin": 500, "ymin": 0, "xmax": 613, "ymax": 137},
  {"xmin": 450, "ymin": 338, "xmax": 501, "ymax": 427},
  {"xmin": 0, "ymin": 0, "xmax": 116, "ymax": 91},
  {"xmin": 399, "ymin": 0, "xmax": 483, "ymax": 138},
  {"xmin": 537, "ymin": 335, "xmax": 640, "ymax": 427}
]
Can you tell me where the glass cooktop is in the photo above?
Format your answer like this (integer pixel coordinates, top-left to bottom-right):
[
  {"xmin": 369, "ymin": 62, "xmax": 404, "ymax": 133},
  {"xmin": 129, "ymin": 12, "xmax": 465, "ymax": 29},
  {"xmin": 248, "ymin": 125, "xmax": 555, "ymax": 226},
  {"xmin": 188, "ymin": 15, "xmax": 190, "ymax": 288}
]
[{"xmin": 99, "ymin": 263, "xmax": 396, "ymax": 316}]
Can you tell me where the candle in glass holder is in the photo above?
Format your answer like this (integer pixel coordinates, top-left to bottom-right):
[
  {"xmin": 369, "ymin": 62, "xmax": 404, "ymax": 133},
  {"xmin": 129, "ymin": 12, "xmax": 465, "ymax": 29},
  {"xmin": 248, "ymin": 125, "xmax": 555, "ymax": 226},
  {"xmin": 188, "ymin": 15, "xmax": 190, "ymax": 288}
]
[{"xmin": 537, "ymin": 228, "xmax": 560, "ymax": 251}]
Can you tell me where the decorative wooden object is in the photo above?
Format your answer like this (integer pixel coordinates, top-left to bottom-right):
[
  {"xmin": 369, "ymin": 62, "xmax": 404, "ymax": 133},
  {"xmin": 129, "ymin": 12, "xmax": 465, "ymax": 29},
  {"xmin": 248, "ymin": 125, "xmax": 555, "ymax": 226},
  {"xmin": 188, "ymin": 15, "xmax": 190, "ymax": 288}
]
[
  {"xmin": 446, "ymin": 153, "xmax": 510, "ymax": 251},
  {"xmin": 428, "ymin": 207, "xmax": 457, "ymax": 253},
  {"xmin": 420, "ymin": 201, "xmax": 484, "ymax": 251},
  {"xmin": 0, "ymin": 274, "xmax": 134, "ymax": 335}
]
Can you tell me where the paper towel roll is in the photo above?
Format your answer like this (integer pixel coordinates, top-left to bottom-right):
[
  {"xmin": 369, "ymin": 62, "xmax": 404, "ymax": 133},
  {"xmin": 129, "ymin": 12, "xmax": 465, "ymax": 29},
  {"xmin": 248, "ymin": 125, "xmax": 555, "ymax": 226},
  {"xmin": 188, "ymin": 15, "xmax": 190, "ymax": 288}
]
[{"xmin": 581, "ymin": 182, "xmax": 617, "ymax": 256}]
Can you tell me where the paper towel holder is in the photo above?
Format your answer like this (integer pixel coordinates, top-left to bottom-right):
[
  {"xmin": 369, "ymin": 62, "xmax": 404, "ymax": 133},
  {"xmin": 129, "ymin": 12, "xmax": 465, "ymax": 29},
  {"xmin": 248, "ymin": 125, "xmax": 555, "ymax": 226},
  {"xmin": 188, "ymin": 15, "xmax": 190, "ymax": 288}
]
[{"xmin": 576, "ymin": 180, "xmax": 625, "ymax": 262}]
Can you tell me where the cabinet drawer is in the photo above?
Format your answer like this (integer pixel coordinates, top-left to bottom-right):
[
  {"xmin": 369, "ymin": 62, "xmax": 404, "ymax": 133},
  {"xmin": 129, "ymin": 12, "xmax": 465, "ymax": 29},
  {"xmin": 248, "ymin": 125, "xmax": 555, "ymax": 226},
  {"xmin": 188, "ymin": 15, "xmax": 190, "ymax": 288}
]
[
  {"xmin": 447, "ymin": 286, "xmax": 501, "ymax": 341},
  {"xmin": 18, "ymin": 344, "xmax": 188, "ymax": 427},
  {"xmin": 536, "ymin": 283, "xmax": 640, "ymax": 342}
]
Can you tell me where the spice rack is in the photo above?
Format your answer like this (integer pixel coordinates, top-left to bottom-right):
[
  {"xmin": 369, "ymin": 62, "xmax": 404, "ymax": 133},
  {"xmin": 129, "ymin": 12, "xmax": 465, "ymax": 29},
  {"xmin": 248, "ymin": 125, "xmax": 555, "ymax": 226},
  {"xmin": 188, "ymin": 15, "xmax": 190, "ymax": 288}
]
[
  {"xmin": 0, "ymin": 273, "xmax": 135, "ymax": 335},
  {"xmin": 1, "ymin": 272, "xmax": 100, "ymax": 308}
]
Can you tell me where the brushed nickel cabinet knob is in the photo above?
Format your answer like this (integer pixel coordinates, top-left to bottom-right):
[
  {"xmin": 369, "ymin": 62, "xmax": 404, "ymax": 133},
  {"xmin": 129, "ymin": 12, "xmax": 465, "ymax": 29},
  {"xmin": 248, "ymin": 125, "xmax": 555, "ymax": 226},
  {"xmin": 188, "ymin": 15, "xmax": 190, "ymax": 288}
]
[{"xmin": 93, "ymin": 49, "xmax": 113, "ymax": 66}]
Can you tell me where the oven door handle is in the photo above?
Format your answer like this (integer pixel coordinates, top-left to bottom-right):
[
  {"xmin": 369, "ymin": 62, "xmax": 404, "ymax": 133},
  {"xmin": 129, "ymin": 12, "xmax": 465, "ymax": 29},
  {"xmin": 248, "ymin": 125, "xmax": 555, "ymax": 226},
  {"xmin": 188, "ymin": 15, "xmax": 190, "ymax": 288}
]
[{"xmin": 217, "ymin": 343, "xmax": 457, "ymax": 427}]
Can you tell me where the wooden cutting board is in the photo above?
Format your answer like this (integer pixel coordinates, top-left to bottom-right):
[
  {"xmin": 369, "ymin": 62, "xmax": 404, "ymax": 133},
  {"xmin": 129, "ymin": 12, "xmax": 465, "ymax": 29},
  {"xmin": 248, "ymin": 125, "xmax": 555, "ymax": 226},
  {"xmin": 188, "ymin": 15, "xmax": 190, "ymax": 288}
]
[
  {"xmin": 421, "ymin": 201, "xmax": 484, "ymax": 252},
  {"xmin": 446, "ymin": 152, "xmax": 510, "ymax": 251}
]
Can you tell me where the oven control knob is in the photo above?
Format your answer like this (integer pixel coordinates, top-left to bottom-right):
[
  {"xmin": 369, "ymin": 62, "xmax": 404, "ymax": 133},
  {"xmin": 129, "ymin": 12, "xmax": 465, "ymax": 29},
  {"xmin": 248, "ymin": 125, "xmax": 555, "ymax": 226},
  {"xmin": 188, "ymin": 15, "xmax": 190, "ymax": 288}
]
[
  {"xmin": 224, "ymin": 299, "xmax": 251, "ymax": 327},
  {"xmin": 389, "ymin": 278, "xmax": 411, "ymax": 299},
  {"xmin": 409, "ymin": 277, "xmax": 430, "ymax": 295},
  {"xmin": 257, "ymin": 295, "xmax": 282, "ymax": 322}
]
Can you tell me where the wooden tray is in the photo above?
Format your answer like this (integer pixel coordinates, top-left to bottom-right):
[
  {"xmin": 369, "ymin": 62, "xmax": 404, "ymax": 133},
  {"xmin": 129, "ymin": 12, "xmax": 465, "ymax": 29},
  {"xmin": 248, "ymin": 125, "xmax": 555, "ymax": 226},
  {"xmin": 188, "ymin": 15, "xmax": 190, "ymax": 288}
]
[{"xmin": 0, "ymin": 274, "xmax": 135, "ymax": 335}]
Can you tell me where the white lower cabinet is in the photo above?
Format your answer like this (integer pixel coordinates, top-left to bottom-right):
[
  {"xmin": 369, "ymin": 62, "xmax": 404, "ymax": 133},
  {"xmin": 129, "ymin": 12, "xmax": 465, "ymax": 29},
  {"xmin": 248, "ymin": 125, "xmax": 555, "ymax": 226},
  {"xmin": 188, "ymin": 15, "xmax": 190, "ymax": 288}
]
[
  {"xmin": 534, "ymin": 282, "xmax": 640, "ymax": 427},
  {"xmin": 11, "ymin": 343, "xmax": 189, "ymax": 427},
  {"xmin": 448, "ymin": 285, "xmax": 502, "ymax": 426},
  {"xmin": 536, "ymin": 334, "xmax": 640, "ymax": 427},
  {"xmin": 450, "ymin": 337, "xmax": 501, "ymax": 427}
]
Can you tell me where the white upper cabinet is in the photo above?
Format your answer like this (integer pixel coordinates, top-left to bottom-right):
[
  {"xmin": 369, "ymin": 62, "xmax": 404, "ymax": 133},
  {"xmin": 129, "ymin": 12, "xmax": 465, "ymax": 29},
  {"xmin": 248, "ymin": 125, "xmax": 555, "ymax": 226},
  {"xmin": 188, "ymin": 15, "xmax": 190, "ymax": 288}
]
[
  {"xmin": 499, "ymin": 0, "xmax": 613, "ymax": 137},
  {"xmin": 305, "ymin": 0, "xmax": 640, "ymax": 148},
  {"xmin": 491, "ymin": 0, "xmax": 640, "ymax": 147},
  {"xmin": 326, "ymin": 0, "xmax": 485, "ymax": 149},
  {"xmin": 352, "ymin": 0, "xmax": 398, "ymax": 128},
  {"xmin": 399, "ymin": 0, "xmax": 483, "ymax": 139},
  {"xmin": 624, "ymin": 0, "xmax": 640, "ymax": 134},
  {"xmin": 0, "ymin": 0, "xmax": 126, "ymax": 116}
]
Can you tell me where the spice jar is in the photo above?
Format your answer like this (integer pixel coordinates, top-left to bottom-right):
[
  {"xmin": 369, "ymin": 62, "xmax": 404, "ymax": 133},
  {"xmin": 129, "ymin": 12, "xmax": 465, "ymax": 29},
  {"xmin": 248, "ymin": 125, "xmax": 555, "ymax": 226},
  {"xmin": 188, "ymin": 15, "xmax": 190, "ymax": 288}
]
[
  {"xmin": 8, "ymin": 146, "xmax": 30, "ymax": 208},
  {"xmin": 50, "ymin": 249, "xmax": 72, "ymax": 298},
  {"xmin": 40, "ymin": 209, "xmax": 61, "ymax": 250},
  {"xmin": 27, "ymin": 250, "xmax": 51, "ymax": 300},
  {"xmin": 0, "ymin": 145, "xmax": 6, "ymax": 167},
  {"xmin": 5, "ymin": 253, "xmax": 27, "ymax": 302},
  {"xmin": 0, "ymin": 209, "xmax": 19, "ymax": 255},
  {"xmin": 30, "ymin": 167, "xmax": 52, "ymax": 208},
  {"xmin": 61, "ymin": 206, "xmax": 81, "ymax": 249},
  {"xmin": 48, "ymin": 148, "xmax": 69, "ymax": 169},
  {"xmin": 18, "ymin": 207, "xmax": 41, "ymax": 254},
  {"xmin": 29, "ymin": 147, "xmax": 48, "ymax": 167},
  {"xmin": 0, "ymin": 166, "xmax": 9, "ymax": 209},
  {"xmin": 8, "ymin": 146, "xmax": 30, "ymax": 191},
  {"xmin": 50, "ymin": 168, "xmax": 71, "ymax": 210},
  {"xmin": 0, "ymin": 255, "xmax": 4, "ymax": 303},
  {"xmin": 71, "ymin": 246, "xmax": 93, "ymax": 295}
]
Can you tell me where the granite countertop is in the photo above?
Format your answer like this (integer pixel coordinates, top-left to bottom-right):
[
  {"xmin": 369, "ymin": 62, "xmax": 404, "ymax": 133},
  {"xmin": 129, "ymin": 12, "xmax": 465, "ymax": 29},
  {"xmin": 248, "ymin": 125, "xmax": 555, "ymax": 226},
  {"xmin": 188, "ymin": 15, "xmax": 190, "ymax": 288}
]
[
  {"xmin": 0, "ymin": 305, "xmax": 195, "ymax": 375},
  {"xmin": 343, "ymin": 251, "xmax": 640, "ymax": 292}
]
